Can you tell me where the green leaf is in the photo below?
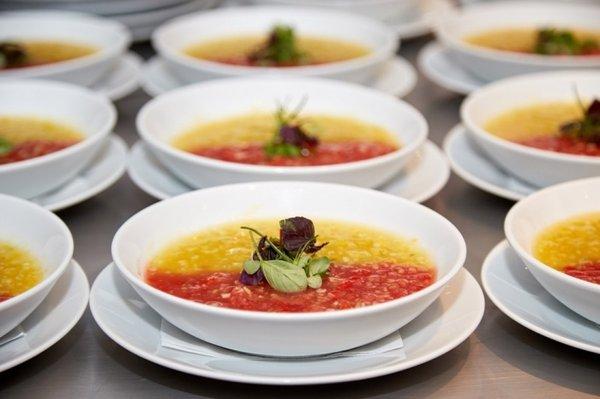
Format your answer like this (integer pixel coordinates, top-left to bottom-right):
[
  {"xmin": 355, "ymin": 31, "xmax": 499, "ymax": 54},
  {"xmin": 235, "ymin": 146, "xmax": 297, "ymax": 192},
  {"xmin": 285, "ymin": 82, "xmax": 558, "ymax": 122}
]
[
  {"xmin": 296, "ymin": 253, "xmax": 311, "ymax": 270},
  {"xmin": 307, "ymin": 275, "xmax": 322, "ymax": 289},
  {"xmin": 0, "ymin": 137, "xmax": 12, "ymax": 156},
  {"xmin": 243, "ymin": 260, "xmax": 261, "ymax": 274},
  {"xmin": 308, "ymin": 257, "xmax": 331, "ymax": 276},
  {"xmin": 261, "ymin": 260, "xmax": 307, "ymax": 293}
]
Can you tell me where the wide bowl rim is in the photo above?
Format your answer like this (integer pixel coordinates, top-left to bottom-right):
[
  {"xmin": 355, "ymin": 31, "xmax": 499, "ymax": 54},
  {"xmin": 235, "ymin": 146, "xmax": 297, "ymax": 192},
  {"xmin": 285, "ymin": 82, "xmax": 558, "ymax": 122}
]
[
  {"xmin": 0, "ymin": 79, "xmax": 117, "ymax": 173},
  {"xmin": 461, "ymin": 70, "xmax": 600, "ymax": 166},
  {"xmin": 112, "ymin": 181, "xmax": 467, "ymax": 321},
  {"xmin": 0, "ymin": 12, "xmax": 131, "ymax": 79},
  {"xmin": 504, "ymin": 176, "xmax": 600, "ymax": 294},
  {"xmin": 0, "ymin": 194, "xmax": 74, "ymax": 312},
  {"xmin": 136, "ymin": 76, "xmax": 428, "ymax": 174},
  {"xmin": 152, "ymin": 6, "xmax": 398, "ymax": 77},
  {"xmin": 435, "ymin": 0, "xmax": 600, "ymax": 68}
]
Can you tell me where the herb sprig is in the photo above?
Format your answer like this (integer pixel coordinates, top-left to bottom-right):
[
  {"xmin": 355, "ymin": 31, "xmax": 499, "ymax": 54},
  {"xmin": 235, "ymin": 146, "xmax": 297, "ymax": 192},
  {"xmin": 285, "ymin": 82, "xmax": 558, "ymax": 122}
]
[
  {"xmin": 0, "ymin": 137, "xmax": 12, "ymax": 156},
  {"xmin": 559, "ymin": 90, "xmax": 600, "ymax": 142},
  {"xmin": 249, "ymin": 25, "xmax": 308, "ymax": 66},
  {"xmin": 535, "ymin": 28, "xmax": 599, "ymax": 56},
  {"xmin": 0, "ymin": 42, "xmax": 26, "ymax": 69},
  {"xmin": 264, "ymin": 98, "xmax": 319, "ymax": 159},
  {"xmin": 239, "ymin": 217, "xmax": 330, "ymax": 293}
]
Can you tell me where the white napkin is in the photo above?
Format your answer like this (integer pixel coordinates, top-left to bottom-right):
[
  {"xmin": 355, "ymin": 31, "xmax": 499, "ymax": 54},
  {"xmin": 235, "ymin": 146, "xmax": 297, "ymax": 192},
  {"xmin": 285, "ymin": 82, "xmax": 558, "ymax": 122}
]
[
  {"xmin": 0, "ymin": 326, "xmax": 25, "ymax": 347},
  {"xmin": 160, "ymin": 320, "xmax": 405, "ymax": 360}
]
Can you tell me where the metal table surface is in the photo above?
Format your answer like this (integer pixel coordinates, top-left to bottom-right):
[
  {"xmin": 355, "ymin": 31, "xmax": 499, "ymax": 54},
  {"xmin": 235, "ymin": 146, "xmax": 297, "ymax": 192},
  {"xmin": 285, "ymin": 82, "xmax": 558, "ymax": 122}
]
[{"xmin": 1, "ymin": 38, "xmax": 599, "ymax": 399}]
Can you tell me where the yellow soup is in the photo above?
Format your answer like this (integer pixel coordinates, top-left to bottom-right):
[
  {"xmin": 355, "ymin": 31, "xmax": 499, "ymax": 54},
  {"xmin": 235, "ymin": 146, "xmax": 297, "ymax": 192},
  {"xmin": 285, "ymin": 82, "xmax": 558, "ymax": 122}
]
[
  {"xmin": 172, "ymin": 113, "xmax": 398, "ymax": 151},
  {"xmin": 534, "ymin": 212, "xmax": 600, "ymax": 271},
  {"xmin": 2, "ymin": 41, "xmax": 97, "ymax": 69},
  {"xmin": 0, "ymin": 241, "xmax": 44, "ymax": 301},
  {"xmin": 148, "ymin": 219, "xmax": 432, "ymax": 275},
  {"xmin": 484, "ymin": 102, "xmax": 583, "ymax": 142},
  {"xmin": 184, "ymin": 35, "xmax": 369, "ymax": 65},
  {"xmin": 0, "ymin": 116, "xmax": 83, "ymax": 145},
  {"xmin": 464, "ymin": 28, "xmax": 600, "ymax": 54}
]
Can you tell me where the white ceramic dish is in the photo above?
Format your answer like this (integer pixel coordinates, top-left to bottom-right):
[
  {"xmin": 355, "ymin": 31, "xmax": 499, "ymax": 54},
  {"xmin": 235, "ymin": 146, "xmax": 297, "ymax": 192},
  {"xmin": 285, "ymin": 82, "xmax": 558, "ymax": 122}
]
[
  {"xmin": 91, "ymin": 263, "xmax": 483, "ymax": 384},
  {"xmin": 252, "ymin": 0, "xmax": 420, "ymax": 25},
  {"xmin": 0, "ymin": 0, "xmax": 196, "ymax": 15},
  {"xmin": 0, "ymin": 12, "xmax": 131, "ymax": 86},
  {"xmin": 418, "ymin": 42, "xmax": 481, "ymax": 95},
  {"xmin": 92, "ymin": 52, "xmax": 142, "ymax": 101},
  {"xmin": 152, "ymin": 6, "xmax": 397, "ymax": 84},
  {"xmin": 443, "ymin": 124, "xmax": 537, "ymax": 201},
  {"xmin": 434, "ymin": 1, "xmax": 600, "ymax": 81},
  {"xmin": 127, "ymin": 140, "xmax": 449, "ymax": 203},
  {"xmin": 461, "ymin": 70, "xmax": 600, "ymax": 188},
  {"xmin": 0, "ymin": 260, "xmax": 89, "ymax": 372},
  {"xmin": 482, "ymin": 241, "xmax": 600, "ymax": 354},
  {"xmin": 140, "ymin": 55, "xmax": 417, "ymax": 98},
  {"xmin": 0, "ymin": 80, "xmax": 116, "ymax": 199},
  {"xmin": 31, "ymin": 136, "xmax": 127, "ymax": 212},
  {"xmin": 0, "ymin": 195, "xmax": 74, "ymax": 338},
  {"xmin": 505, "ymin": 177, "xmax": 600, "ymax": 324},
  {"xmin": 137, "ymin": 77, "xmax": 427, "ymax": 189},
  {"xmin": 111, "ymin": 181, "xmax": 466, "ymax": 357}
]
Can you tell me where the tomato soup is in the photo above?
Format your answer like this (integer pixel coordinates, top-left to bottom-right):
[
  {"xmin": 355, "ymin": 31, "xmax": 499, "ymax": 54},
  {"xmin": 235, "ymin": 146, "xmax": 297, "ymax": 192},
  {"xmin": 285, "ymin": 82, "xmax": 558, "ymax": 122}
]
[
  {"xmin": 184, "ymin": 35, "xmax": 369, "ymax": 67},
  {"xmin": 484, "ymin": 102, "xmax": 600, "ymax": 156},
  {"xmin": 0, "ymin": 116, "xmax": 84, "ymax": 165},
  {"xmin": 465, "ymin": 28, "xmax": 600, "ymax": 56},
  {"xmin": 172, "ymin": 113, "xmax": 399, "ymax": 166},
  {"xmin": 0, "ymin": 241, "xmax": 44, "ymax": 302},
  {"xmin": 0, "ymin": 40, "xmax": 97, "ymax": 70},
  {"xmin": 145, "ymin": 219, "xmax": 436, "ymax": 312},
  {"xmin": 534, "ymin": 212, "xmax": 600, "ymax": 284}
]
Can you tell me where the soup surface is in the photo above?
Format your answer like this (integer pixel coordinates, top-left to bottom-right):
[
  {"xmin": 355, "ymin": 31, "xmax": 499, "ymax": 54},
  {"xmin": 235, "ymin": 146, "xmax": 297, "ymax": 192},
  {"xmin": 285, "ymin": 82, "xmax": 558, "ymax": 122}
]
[
  {"xmin": 484, "ymin": 101, "xmax": 600, "ymax": 156},
  {"xmin": 0, "ymin": 40, "xmax": 97, "ymax": 70},
  {"xmin": 534, "ymin": 212, "xmax": 600, "ymax": 284},
  {"xmin": 0, "ymin": 116, "xmax": 84, "ymax": 165},
  {"xmin": 0, "ymin": 241, "xmax": 44, "ymax": 302},
  {"xmin": 145, "ymin": 219, "xmax": 436, "ymax": 312},
  {"xmin": 173, "ymin": 113, "xmax": 399, "ymax": 166},
  {"xmin": 465, "ymin": 27, "xmax": 600, "ymax": 56},
  {"xmin": 185, "ymin": 35, "xmax": 369, "ymax": 67}
]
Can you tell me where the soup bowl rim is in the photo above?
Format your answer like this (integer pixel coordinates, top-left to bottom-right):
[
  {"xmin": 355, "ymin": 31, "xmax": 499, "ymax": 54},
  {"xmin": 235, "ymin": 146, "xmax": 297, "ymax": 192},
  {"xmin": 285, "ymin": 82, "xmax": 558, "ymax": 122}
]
[
  {"xmin": 504, "ymin": 176, "xmax": 600, "ymax": 293},
  {"xmin": 435, "ymin": 0, "xmax": 600, "ymax": 68},
  {"xmin": 152, "ymin": 6, "xmax": 398, "ymax": 77},
  {"xmin": 461, "ymin": 70, "xmax": 600, "ymax": 166},
  {"xmin": 136, "ymin": 76, "xmax": 428, "ymax": 174},
  {"xmin": 0, "ymin": 194, "xmax": 74, "ymax": 312},
  {"xmin": 0, "ymin": 12, "xmax": 131, "ymax": 79},
  {"xmin": 112, "ymin": 181, "xmax": 467, "ymax": 320},
  {"xmin": 0, "ymin": 79, "xmax": 117, "ymax": 173}
]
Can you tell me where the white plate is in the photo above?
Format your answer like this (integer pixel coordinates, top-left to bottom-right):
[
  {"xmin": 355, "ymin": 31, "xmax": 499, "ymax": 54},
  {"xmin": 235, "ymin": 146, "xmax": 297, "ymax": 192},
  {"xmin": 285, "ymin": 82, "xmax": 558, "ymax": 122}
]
[
  {"xmin": 31, "ymin": 136, "xmax": 128, "ymax": 212},
  {"xmin": 140, "ymin": 55, "xmax": 418, "ymax": 98},
  {"xmin": 392, "ymin": 0, "xmax": 454, "ymax": 40},
  {"xmin": 443, "ymin": 124, "xmax": 537, "ymax": 201},
  {"xmin": 0, "ymin": 260, "xmax": 89, "ymax": 372},
  {"xmin": 418, "ymin": 42, "xmax": 483, "ymax": 95},
  {"xmin": 482, "ymin": 241, "xmax": 600, "ymax": 354},
  {"xmin": 90, "ymin": 263, "xmax": 483, "ymax": 385},
  {"xmin": 127, "ymin": 140, "xmax": 449, "ymax": 203},
  {"xmin": 91, "ymin": 52, "xmax": 142, "ymax": 101},
  {"xmin": 0, "ymin": 0, "xmax": 196, "ymax": 15}
]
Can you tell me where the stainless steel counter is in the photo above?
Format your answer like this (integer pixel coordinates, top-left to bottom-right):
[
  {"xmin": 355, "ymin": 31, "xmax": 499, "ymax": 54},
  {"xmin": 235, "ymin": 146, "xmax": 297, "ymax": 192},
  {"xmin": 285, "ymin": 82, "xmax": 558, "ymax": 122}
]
[{"xmin": 1, "ymin": 38, "xmax": 598, "ymax": 399}]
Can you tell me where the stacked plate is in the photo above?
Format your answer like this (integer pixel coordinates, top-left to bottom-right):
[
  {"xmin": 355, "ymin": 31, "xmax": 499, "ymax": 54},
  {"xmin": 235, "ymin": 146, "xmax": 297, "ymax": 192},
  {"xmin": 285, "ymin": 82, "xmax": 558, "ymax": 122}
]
[{"xmin": 0, "ymin": 0, "xmax": 222, "ymax": 42}]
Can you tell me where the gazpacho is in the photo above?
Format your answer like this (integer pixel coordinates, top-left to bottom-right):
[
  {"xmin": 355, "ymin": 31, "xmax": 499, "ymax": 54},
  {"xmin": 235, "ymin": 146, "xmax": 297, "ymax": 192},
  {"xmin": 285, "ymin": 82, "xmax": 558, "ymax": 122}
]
[{"xmin": 0, "ymin": 41, "xmax": 97, "ymax": 70}]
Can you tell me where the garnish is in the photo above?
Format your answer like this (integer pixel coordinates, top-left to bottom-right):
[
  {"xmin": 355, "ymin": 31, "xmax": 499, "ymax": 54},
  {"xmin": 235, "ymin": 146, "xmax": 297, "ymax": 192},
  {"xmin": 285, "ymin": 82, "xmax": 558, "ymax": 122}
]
[
  {"xmin": 534, "ymin": 28, "xmax": 599, "ymax": 56},
  {"xmin": 0, "ymin": 42, "xmax": 26, "ymax": 69},
  {"xmin": 239, "ymin": 217, "xmax": 330, "ymax": 293},
  {"xmin": 0, "ymin": 137, "xmax": 12, "ymax": 156},
  {"xmin": 248, "ymin": 25, "xmax": 308, "ymax": 66},
  {"xmin": 264, "ymin": 98, "xmax": 319, "ymax": 158},
  {"xmin": 559, "ymin": 93, "xmax": 600, "ymax": 143}
]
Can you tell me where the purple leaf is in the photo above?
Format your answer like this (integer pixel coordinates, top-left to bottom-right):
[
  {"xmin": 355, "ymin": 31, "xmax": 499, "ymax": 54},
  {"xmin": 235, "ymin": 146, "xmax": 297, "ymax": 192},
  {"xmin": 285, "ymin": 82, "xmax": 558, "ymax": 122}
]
[
  {"xmin": 239, "ymin": 269, "xmax": 265, "ymax": 286},
  {"xmin": 279, "ymin": 125, "xmax": 319, "ymax": 149},
  {"xmin": 252, "ymin": 236, "xmax": 280, "ymax": 261},
  {"xmin": 587, "ymin": 99, "xmax": 600, "ymax": 119}
]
